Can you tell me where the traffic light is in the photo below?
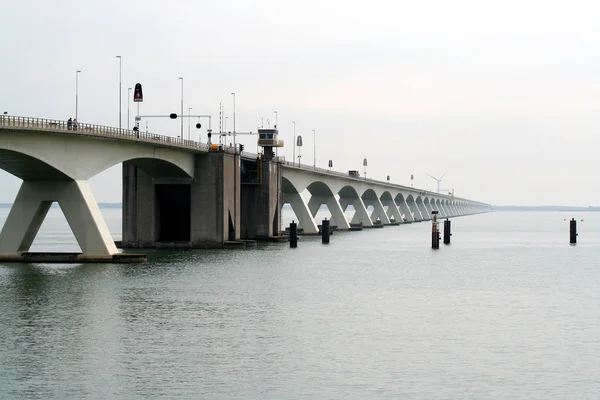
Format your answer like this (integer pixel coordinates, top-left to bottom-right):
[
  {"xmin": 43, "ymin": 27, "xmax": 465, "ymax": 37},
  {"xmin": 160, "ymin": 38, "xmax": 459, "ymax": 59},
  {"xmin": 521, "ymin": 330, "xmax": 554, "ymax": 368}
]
[
  {"xmin": 239, "ymin": 144, "xmax": 244, "ymax": 152},
  {"xmin": 133, "ymin": 83, "xmax": 143, "ymax": 102}
]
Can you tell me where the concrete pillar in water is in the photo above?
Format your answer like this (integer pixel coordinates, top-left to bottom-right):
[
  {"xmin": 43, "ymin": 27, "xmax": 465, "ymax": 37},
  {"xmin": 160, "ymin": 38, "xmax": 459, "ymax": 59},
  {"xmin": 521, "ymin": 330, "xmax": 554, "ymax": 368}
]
[
  {"xmin": 289, "ymin": 221, "xmax": 298, "ymax": 248},
  {"xmin": 240, "ymin": 154, "xmax": 282, "ymax": 239},
  {"xmin": 570, "ymin": 218, "xmax": 577, "ymax": 244},
  {"xmin": 443, "ymin": 218, "xmax": 451, "ymax": 245},
  {"xmin": 431, "ymin": 211, "xmax": 440, "ymax": 249},
  {"xmin": 321, "ymin": 219, "xmax": 330, "ymax": 244}
]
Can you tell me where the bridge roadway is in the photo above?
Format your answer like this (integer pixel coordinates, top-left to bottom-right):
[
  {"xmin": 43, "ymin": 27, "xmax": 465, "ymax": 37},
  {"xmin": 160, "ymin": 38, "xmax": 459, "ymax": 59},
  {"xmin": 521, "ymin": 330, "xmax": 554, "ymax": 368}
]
[{"xmin": 0, "ymin": 115, "xmax": 490, "ymax": 260}]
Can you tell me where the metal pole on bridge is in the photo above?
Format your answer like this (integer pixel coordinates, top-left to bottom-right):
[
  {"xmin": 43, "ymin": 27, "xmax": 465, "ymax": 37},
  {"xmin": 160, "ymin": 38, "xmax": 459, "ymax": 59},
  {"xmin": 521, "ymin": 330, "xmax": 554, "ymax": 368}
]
[
  {"xmin": 116, "ymin": 56, "xmax": 122, "ymax": 129},
  {"xmin": 75, "ymin": 70, "xmax": 81, "ymax": 121},
  {"xmin": 178, "ymin": 77, "xmax": 184, "ymax": 138},
  {"xmin": 127, "ymin": 87, "xmax": 132, "ymax": 130}
]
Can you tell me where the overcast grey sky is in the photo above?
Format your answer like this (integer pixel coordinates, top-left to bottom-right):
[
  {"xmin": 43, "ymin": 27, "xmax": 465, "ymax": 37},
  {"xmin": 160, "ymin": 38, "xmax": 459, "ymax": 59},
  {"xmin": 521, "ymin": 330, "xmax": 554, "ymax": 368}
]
[{"xmin": 1, "ymin": 0, "xmax": 599, "ymax": 206}]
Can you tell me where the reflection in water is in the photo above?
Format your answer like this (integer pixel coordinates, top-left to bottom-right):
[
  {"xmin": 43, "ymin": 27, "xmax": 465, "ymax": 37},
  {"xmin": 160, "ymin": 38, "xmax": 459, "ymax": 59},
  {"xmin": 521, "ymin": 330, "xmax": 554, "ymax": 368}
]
[{"xmin": 0, "ymin": 211, "xmax": 600, "ymax": 399}]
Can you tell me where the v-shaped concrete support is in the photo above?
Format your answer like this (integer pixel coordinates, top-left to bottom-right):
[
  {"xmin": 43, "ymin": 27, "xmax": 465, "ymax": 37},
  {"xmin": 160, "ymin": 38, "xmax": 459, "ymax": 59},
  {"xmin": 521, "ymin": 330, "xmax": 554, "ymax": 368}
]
[
  {"xmin": 364, "ymin": 198, "xmax": 391, "ymax": 224},
  {"xmin": 284, "ymin": 192, "xmax": 319, "ymax": 234},
  {"xmin": 308, "ymin": 195, "xmax": 350, "ymax": 230},
  {"xmin": 382, "ymin": 199, "xmax": 403, "ymax": 223},
  {"xmin": 0, "ymin": 180, "xmax": 117, "ymax": 257}
]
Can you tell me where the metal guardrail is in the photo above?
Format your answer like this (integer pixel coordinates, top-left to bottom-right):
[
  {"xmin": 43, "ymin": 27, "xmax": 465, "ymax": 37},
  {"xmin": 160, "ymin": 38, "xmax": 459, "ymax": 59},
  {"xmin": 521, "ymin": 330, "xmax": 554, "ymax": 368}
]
[{"xmin": 0, "ymin": 115, "xmax": 240, "ymax": 154}]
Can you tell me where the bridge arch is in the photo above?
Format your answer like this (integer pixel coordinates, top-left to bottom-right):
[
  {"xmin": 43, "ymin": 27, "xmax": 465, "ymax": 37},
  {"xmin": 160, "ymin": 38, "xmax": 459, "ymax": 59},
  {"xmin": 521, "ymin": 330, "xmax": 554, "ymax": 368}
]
[
  {"xmin": 304, "ymin": 181, "xmax": 350, "ymax": 229},
  {"xmin": 338, "ymin": 185, "xmax": 373, "ymax": 227},
  {"xmin": 0, "ymin": 149, "xmax": 71, "ymax": 180},
  {"xmin": 0, "ymin": 130, "xmax": 194, "ymax": 179},
  {"xmin": 281, "ymin": 176, "xmax": 318, "ymax": 233},
  {"xmin": 361, "ymin": 188, "xmax": 389, "ymax": 224}
]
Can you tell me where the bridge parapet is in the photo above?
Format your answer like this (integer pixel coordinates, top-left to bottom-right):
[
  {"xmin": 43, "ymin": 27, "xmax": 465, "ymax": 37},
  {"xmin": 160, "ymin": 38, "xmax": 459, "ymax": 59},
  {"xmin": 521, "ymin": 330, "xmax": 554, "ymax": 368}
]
[{"xmin": 0, "ymin": 115, "xmax": 235, "ymax": 154}]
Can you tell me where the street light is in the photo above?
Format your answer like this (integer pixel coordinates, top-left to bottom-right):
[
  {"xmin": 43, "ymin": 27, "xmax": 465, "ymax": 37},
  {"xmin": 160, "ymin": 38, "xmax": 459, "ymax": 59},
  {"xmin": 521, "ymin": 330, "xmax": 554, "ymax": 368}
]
[
  {"xmin": 274, "ymin": 110, "xmax": 278, "ymax": 127},
  {"xmin": 178, "ymin": 77, "xmax": 183, "ymax": 138},
  {"xmin": 296, "ymin": 135, "xmax": 303, "ymax": 167},
  {"xmin": 127, "ymin": 87, "xmax": 132, "ymax": 130},
  {"xmin": 292, "ymin": 121, "xmax": 296, "ymax": 165},
  {"xmin": 188, "ymin": 107, "xmax": 192, "ymax": 139},
  {"xmin": 116, "ymin": 55, "xmax": 122, "ymax": 129},
  {"xmin": 313, "ymin": 129, "xmax": 316, "ymax": 168},
  {"xmin": 231, "ymin": 92, "xmax": 236, "ymax": 147},
  {"xmin": 363, "ymin": 158, "xmax": 368, "ymax": 180},
  {"xmin": 75, "ymin": 70, "xmax": 81, "ymax": 121}
]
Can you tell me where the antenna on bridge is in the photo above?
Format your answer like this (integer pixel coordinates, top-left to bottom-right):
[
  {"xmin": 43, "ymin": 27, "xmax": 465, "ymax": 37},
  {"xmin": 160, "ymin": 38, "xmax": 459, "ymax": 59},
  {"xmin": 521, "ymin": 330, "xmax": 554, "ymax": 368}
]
[{"xmin": 426, "ymin": 171, "xmax": 448, "ymax": 193}]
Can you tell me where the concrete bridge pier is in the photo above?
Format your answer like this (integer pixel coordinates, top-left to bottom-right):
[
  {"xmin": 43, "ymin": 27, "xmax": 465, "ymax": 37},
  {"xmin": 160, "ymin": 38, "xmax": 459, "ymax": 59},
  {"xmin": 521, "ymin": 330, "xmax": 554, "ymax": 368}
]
[
  {"xmin": 283, "ymin": 192, "xmax": 319, "ymax": 234},
  {"xmin": 191, "ymin": 152, "xmax": 240, "ymax": 245},
  {"xmin": 424, "ymin": 198, "xmax": 435, "ymax": 217},
  {"xmin": 307, "ymin": 196, "xmax": 350, "ymax": 230},
  {"xmin": 0, "ymin": 180, "xmax": 118, "ymax": 257},
  {"xmin": 406, "ymin": 196, "xmax": 423, "ymax": 221},
  {"xmin": 443, "ymin": 202, "xmax": 453, "ymax": 217},
  {"xmin": 394, "ymin": 195, "xmax": 414, "ymax": 222},
  {"xmin": 363, "ymin": 197, "xmax": 390, "ymax": 225},
  {"xmin": 381, "ymin": 197, "xmax": 402, "ymax": 224},
  {"xmin": 339, "ymin": 197, "xmax": 373, "ymax": 227},
  {"xmin": 433, "ymin": 200, "xmax": 444, "ymax": 217},
  {"xmin": 416, "ymin": 198, "xmax": 430, "ymax": 220},
  {"xmin": 240, "ymin": 156, "xmax": 282, "ymax": 239},
  {"xmin": 122, "ymin": 152, "xmax": 241, "ymax": 248}
]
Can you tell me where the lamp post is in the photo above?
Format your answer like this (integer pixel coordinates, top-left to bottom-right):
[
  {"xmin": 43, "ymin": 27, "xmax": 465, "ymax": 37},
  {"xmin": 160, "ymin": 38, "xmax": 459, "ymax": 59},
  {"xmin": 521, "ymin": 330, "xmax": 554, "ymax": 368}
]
[
  {"xmin": 274, "ymin": 110, "xmax": 278, "ymax": 127},
  {"xmin": 178, "ymin": 77, "xmax": 183, "ymax": 138},
  {"xmin": 363, "ymin": 158, "xmax": 368, "ymax": 180},
  {"xmin": 75, "ymin": 70, "xmax": 81, "ymax": 121},
  {"xmin": 312, "ymin": 129, "xmax": 316, "ymax": 168},
  {"xmin": 292, "ymin": 121, "xmax": 296, "ymax": 165},
  {"xmin": 188, "ymin": 107, "xmax": 192, "ymax": 139},
  {"xmin": 296, "ymin": 135, "xmax": 303, "ymax": 167},
  {"xmin": 116, "ymin": 56, "xmax": 122, "ymax": 129},
  {"xmin": 231, "ymin": 92, "xmax": 236, "ymax": 147},
  {"xmin": 127, "ymin": 87, "xmax": 132, "ymax": 130}
]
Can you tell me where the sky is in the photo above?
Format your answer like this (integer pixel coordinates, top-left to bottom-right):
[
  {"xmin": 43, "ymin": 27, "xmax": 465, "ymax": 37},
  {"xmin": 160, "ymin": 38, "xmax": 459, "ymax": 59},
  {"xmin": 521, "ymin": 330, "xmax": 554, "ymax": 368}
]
[{"xmin": 1, "ymin": 0, "xmax": 599, "ymax": 206}]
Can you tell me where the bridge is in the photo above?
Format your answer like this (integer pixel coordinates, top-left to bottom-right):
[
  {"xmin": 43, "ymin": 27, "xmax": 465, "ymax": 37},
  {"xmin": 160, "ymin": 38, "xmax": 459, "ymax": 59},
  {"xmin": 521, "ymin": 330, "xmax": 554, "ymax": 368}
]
[{"xmin": 0, "ymin": 115, "xmax": 490, "ymax": 261}]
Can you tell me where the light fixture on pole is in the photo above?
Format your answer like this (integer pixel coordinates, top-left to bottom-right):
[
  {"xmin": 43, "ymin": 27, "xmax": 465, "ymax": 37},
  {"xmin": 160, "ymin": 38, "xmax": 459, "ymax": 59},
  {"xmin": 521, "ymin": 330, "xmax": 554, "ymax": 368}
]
[
  {"xmin": 75, "ymin": 70, "xmax": 81, "ymax": 121},
  {"xmin": 312, "ymin": 129, "xmax": 316, "ymax": 168},
  {"xmin": 292, "ymin": 121, "xmax": 296, "ymax": 165},
  {"xmin": 231, "ymin": 92, "xmax": 236, "ymax": 148},
  {"xmin": 178, "ymin": 77, "xmax": 183, "ymax": 138},
  {"xmin": 127, "ymin": 87, "xmax": 132, "ymax": 130},
  {"xmin": 296, "ymin": 135, "xmax": 303, "ymax": 167},
  {"xmin": 116, "ymin": 56, "xmax": 122, "ymax": 129}
]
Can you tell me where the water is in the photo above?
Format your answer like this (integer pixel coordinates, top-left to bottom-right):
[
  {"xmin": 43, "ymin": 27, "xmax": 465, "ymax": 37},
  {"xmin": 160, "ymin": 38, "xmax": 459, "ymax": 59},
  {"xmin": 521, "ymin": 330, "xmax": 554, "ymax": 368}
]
[{"xmin": 1, "ymin": 209, "xmax": 599, "ymax": 399}]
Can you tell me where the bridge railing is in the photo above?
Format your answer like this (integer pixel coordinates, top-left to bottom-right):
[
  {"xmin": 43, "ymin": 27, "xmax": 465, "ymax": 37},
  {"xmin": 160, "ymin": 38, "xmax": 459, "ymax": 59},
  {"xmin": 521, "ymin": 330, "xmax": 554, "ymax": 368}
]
[
  {"xmin": 280, "ymin": 159, "xmax": 447, "ymax": 198},
  {"xmin": 0, "ymin": 115, "xmax": 244, "ymax": 154}
]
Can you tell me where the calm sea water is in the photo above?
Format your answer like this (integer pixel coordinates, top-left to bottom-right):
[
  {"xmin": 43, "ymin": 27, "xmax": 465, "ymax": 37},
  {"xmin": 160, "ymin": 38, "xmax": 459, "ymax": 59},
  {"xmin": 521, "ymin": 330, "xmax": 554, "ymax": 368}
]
[{"xmin": 0, "ymin": 208, "xmax": 599, "ymax": 399}]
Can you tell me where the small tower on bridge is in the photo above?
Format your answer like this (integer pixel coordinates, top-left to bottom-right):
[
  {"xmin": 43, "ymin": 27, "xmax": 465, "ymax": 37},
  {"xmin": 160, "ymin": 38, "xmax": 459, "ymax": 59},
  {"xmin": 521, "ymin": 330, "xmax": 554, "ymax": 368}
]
[
  {"xmin": 257, "ymin": 127, "xmax": 284, "ymax": 161},
  {"xmin": 240, "ymin": 127, "xmax": 284, "ymax": 239}
]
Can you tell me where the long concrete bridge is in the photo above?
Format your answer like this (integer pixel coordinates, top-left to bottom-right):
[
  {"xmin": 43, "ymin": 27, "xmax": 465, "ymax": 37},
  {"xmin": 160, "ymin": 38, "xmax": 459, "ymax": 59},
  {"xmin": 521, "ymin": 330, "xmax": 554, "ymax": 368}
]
[{"xmin": 0, "ymin": 115, "xmax": 490, "ymax": 260}]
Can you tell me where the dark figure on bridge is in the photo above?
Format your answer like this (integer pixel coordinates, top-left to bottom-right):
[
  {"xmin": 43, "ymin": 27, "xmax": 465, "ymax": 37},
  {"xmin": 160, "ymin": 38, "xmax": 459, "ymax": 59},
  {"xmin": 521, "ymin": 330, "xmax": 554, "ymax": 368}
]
[{"xmin": 67, "ymin": 118, "xmax": 72, "ymax": 130}]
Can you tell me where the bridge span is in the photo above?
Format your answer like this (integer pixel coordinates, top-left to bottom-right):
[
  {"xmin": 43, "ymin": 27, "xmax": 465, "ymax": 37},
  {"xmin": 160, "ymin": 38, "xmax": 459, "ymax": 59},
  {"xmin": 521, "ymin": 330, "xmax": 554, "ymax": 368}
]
[{"xmin": 0, "ymin": 115, "xmax": 490, "ymax": 260}]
